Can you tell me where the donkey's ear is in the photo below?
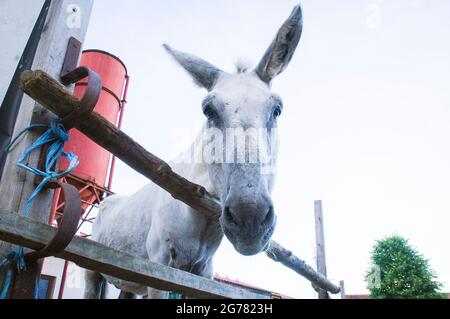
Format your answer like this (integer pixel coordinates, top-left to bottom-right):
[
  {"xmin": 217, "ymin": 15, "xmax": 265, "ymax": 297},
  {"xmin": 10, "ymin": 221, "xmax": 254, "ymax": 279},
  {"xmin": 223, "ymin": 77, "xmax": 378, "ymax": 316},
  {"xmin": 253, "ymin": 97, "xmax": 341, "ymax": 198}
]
[
  {"xmin": 255, "ymin": 5, "xmax": 303, "ymax": 84},
  {"xmin": 163, "ymin": 44, "xmax": 224, "ymax": 91}
]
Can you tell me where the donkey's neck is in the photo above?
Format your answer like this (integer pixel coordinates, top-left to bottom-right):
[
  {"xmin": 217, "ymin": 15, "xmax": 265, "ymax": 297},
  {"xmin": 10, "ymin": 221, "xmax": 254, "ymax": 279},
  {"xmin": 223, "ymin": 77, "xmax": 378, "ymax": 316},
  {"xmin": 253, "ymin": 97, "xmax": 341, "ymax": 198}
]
[{"xmin": 169, "ymin": 125, "xmax": 217, "ymax": 196}]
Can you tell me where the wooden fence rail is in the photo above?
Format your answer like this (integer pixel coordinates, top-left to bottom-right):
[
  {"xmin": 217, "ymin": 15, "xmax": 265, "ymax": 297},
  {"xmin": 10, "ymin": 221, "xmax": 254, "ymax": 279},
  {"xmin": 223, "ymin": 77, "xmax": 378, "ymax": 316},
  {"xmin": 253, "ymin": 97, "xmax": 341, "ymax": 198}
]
[
  {"xmin": 15, "ymin": 70, "xmax": 340, "ymax": 295},
  {"xmin": 0, "ymin": 210, "xmax": 267, "ymax": 299}
]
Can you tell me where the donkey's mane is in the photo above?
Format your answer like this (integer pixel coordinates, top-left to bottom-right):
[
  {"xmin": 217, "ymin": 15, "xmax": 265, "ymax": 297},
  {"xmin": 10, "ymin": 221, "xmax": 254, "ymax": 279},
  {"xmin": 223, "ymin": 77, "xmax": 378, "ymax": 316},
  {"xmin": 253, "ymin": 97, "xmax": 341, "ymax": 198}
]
[{"xmin": 234, "ymin": 59, "xmax": 253, "ymax": 74}]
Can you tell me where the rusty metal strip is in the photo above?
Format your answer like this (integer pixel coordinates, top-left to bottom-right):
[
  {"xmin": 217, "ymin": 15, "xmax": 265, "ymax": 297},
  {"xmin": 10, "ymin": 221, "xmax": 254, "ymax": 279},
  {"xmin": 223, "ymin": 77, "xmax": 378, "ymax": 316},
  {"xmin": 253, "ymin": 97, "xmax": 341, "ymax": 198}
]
[
  {"xmin": 60, "ymin": 37, "xmax": 82, "ymax": 79},
  {"xmin": 25, "ymin": 182, "xmax": 81, "ymax": 260},
  {"xmin": 60, "ymin": 66, "xmax": 102, "ymax": 129},
  {"xmin": 59, "ymin": 37, "xmax": 102, "ymax": 130}
]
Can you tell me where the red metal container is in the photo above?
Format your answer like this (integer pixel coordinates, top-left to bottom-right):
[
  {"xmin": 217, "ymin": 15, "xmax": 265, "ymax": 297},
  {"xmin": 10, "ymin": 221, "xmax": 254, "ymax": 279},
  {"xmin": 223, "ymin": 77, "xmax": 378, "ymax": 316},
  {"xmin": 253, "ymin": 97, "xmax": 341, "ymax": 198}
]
[
  {"xmin": 59, "ymin": 50, "xmax": 127, "ymax": 188},
  {"xmin": 51, "ymin": 51, "xmax": 129, "ymax": 298}
]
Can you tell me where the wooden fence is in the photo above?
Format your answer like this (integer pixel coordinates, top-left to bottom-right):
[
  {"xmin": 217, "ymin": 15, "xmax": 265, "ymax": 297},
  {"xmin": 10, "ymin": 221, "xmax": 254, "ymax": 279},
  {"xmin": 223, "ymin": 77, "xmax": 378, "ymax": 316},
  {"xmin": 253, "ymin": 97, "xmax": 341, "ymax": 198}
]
[{"xmin": 0, "ymin": 69, "xmax": 340, "ymax": 298}]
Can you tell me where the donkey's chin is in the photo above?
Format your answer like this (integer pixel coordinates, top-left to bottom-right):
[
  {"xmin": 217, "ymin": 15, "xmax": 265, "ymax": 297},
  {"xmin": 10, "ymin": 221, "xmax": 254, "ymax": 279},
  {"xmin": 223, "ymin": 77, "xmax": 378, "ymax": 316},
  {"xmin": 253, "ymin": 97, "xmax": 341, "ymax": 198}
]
[{"xmin": 222, "ymin": 223, "xmax": 276, "ymax": 256}]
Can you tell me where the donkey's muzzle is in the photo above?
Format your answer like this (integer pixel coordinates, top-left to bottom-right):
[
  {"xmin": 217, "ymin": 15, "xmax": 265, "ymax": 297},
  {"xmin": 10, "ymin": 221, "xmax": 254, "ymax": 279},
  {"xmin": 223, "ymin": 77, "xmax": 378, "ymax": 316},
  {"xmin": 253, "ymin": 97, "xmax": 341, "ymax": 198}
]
[{"xmin": 221, "ymin": 195, "xmax": 276, "ymax": 255}]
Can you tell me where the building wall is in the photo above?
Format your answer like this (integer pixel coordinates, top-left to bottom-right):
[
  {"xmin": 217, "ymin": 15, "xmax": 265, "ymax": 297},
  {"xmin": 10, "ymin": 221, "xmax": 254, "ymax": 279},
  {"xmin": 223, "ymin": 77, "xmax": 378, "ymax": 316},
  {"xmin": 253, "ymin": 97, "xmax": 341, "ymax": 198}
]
[
  {"xmin": 41, "ymin": 257, "xmax": 120, "ymax": 299},
  {"xmin": 0, "ymin": 0, "xmax": 45, "ymax": 105}
]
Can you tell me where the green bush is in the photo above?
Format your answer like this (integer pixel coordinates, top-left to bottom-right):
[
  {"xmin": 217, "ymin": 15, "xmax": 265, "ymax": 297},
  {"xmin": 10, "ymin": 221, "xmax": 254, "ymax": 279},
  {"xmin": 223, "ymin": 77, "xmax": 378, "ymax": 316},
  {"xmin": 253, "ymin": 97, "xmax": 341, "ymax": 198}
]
[{"xmin": 366, "ymin": 235, "xmax": 445, "ymax": 299}]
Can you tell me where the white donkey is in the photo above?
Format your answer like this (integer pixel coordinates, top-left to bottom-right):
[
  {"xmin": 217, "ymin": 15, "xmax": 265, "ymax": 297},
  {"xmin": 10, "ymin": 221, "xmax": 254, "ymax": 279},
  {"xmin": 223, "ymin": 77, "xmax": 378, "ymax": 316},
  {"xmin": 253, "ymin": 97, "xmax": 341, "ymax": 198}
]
[{"xmin": 84, "ymin": 4, "xmax": 303, "ymax": 299}]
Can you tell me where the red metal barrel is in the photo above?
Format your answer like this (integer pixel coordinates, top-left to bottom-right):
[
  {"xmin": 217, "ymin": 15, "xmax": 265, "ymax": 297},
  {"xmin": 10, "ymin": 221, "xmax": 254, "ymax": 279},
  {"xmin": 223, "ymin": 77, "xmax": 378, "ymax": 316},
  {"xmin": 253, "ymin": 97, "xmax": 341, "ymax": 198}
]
[{"xmin": 59, "ymin": 50, "xmax": 127, "ymax": 188}]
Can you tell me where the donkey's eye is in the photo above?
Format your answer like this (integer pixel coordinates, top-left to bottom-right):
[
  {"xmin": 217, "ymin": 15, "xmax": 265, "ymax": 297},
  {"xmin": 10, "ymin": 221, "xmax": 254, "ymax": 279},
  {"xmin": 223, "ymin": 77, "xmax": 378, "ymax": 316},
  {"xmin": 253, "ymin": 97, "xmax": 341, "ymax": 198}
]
[
  {"xmin": 203, "ymin": 105, "xmax": 217, "ymax": 119},
  {"xmin": 272, "ymin": 105, "xmax": 282, "ymax": 118}
]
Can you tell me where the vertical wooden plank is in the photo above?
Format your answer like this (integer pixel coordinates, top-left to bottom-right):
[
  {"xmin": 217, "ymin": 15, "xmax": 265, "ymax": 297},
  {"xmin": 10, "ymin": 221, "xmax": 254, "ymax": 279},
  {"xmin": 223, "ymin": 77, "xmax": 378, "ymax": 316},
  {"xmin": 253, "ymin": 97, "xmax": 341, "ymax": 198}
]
[
  {"xmin": 0, "ymin": 0, "xmax": 93, "ymax": 298},
  {"xmin": 339, "ymin": 280, "xmax": 346, "ymax": 299},
  {"xmin": 314, "ymin": 200, "xmax": 328, "ymax": 299}
]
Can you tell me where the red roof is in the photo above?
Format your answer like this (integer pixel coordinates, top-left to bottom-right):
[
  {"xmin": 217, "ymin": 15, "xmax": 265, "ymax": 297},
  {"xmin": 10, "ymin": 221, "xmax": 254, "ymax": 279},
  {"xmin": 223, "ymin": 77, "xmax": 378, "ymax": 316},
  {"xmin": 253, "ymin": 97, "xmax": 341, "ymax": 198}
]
[{"xmin": 213, "ymin": 274, "xmax": 293, "ymax": 299}]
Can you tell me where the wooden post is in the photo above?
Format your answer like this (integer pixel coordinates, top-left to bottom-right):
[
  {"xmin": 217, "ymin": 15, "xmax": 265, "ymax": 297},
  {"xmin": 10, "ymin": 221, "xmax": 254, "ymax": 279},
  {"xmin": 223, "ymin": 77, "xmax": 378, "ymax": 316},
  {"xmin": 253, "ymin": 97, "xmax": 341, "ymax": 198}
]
[
  {"xmin": 314, "ymin": 200, "xmax": 328, "ymax": 299},
  {"xmin": 0, "ymin": 0, "xmax": 93, "ymax": 298},
  {"xmin": 339, "ymin": 280, "xmax": 346, "ymax": 299}
]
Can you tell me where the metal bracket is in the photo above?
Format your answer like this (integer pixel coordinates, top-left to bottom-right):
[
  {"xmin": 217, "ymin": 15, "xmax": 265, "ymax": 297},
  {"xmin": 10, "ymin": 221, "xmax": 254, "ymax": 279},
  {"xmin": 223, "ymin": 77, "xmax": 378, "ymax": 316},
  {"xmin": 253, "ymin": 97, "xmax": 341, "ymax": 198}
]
[
  {"xmin": 25, "ymin": 181, "xmax": 81, "ymax": 260},
  {"xmin": 60, "ymin": 66, "xmax": 102, "ymax": 129},
  {"xmin": 61, "ymin": 37, "xmax": 82, "ymax": 79},
  {"xmin": 59, "ymin": 36, "xmax": 102, "ymax": 130}
]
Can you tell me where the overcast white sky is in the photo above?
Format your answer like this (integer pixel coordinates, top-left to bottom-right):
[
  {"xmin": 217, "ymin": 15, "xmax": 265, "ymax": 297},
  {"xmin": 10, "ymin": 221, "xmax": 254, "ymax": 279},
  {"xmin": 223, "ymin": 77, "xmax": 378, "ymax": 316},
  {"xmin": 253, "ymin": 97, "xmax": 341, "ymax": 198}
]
[{"xmin": 77, "ymin": 0, "xmax": 450, "ymax": 298}]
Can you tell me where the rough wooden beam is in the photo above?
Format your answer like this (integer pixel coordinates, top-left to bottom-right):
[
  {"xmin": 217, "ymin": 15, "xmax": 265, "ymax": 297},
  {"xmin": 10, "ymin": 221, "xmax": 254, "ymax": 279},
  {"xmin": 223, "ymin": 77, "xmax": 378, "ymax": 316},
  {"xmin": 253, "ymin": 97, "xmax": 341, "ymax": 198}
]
[
  {"xmin": 265, "ymin": 241, "xmax": 340, "ymax": 294},
  {"xmin": 20, "ymin": 70, "xmax": 221, "ymax": 219},
  {"xmin": 19, "ymin": 70, "xmax": 340, "ymax": 294},
  {"xmin": 0, "ymin": 210, "xmax": 267, "ymax": 299}
]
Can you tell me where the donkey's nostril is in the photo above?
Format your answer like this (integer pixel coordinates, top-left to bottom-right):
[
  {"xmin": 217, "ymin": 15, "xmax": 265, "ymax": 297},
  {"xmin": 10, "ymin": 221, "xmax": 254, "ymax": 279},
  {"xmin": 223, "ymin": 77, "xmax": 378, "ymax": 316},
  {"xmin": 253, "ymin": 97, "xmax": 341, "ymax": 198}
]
[
  {"xmin": 224, "ymin": 206, "xmax": 238, "ymax": 225},
  {"xmin": 263, "ymin": 206, "xmax": 274, "ymax": 225}
]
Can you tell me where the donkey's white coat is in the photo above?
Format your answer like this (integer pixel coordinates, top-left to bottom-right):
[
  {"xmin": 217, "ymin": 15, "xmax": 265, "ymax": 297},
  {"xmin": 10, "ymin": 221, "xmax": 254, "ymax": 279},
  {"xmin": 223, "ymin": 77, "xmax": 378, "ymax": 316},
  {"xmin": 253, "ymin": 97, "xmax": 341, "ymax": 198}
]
[
  {"xmin": 90, "ymin": 127, "xmax": 221, "ymax": 296},
  {"xmin": 84, "ymin": 4, "xmax": 303, "ymax": 299}
]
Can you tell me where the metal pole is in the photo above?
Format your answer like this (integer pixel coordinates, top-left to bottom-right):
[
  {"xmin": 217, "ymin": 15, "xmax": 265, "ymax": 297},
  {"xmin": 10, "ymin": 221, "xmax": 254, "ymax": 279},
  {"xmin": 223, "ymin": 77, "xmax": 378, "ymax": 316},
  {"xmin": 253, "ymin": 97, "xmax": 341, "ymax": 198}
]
[
  {"xmin": 48, "ymin": 187, "xmax": 62, "ymax": 224},
  {"xmin": 107, "ymin": 75, "xmax": 130, "ymax": 191},
  {"xmin": 57, "ymin": 260, "xmax": 70, "ymax": 299}
]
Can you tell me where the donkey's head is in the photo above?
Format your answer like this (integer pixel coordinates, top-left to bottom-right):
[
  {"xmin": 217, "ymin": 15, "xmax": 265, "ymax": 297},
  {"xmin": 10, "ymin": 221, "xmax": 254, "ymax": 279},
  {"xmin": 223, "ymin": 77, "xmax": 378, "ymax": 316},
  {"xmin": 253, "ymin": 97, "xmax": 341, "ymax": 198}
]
[{"xmin": 164, "ymin": 5, "xmax": 303, "ymax": 255}]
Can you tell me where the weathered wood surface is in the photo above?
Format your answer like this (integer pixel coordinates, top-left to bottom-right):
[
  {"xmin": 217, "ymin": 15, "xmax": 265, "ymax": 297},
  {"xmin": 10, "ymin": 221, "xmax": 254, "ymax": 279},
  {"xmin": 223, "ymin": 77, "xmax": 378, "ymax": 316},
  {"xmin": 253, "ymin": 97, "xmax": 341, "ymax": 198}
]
[
  {"xmin": 0, "ymin": 0, "xmax": 93, "ymax": 298},
  {"xmin": 266, "ymin": 241, "xmax": 340, "ymax": 294},
  {"xmin": 0, "ymin": 210, "xmax": 268, "ymax": 299},
  {"xmin": 314, "ymin": 200, "xmax": 329, "ymax": 299},
  {"xmin": 20, "ymin": 70, "xmax": 222, "ymax": 219},
  {"xmin": 19, "ymin": 70, "xmax": 340, "ymax": 294},
  {"xmin": 339, "ymin": 280, "xmax": 346, "ymax": 299}
]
